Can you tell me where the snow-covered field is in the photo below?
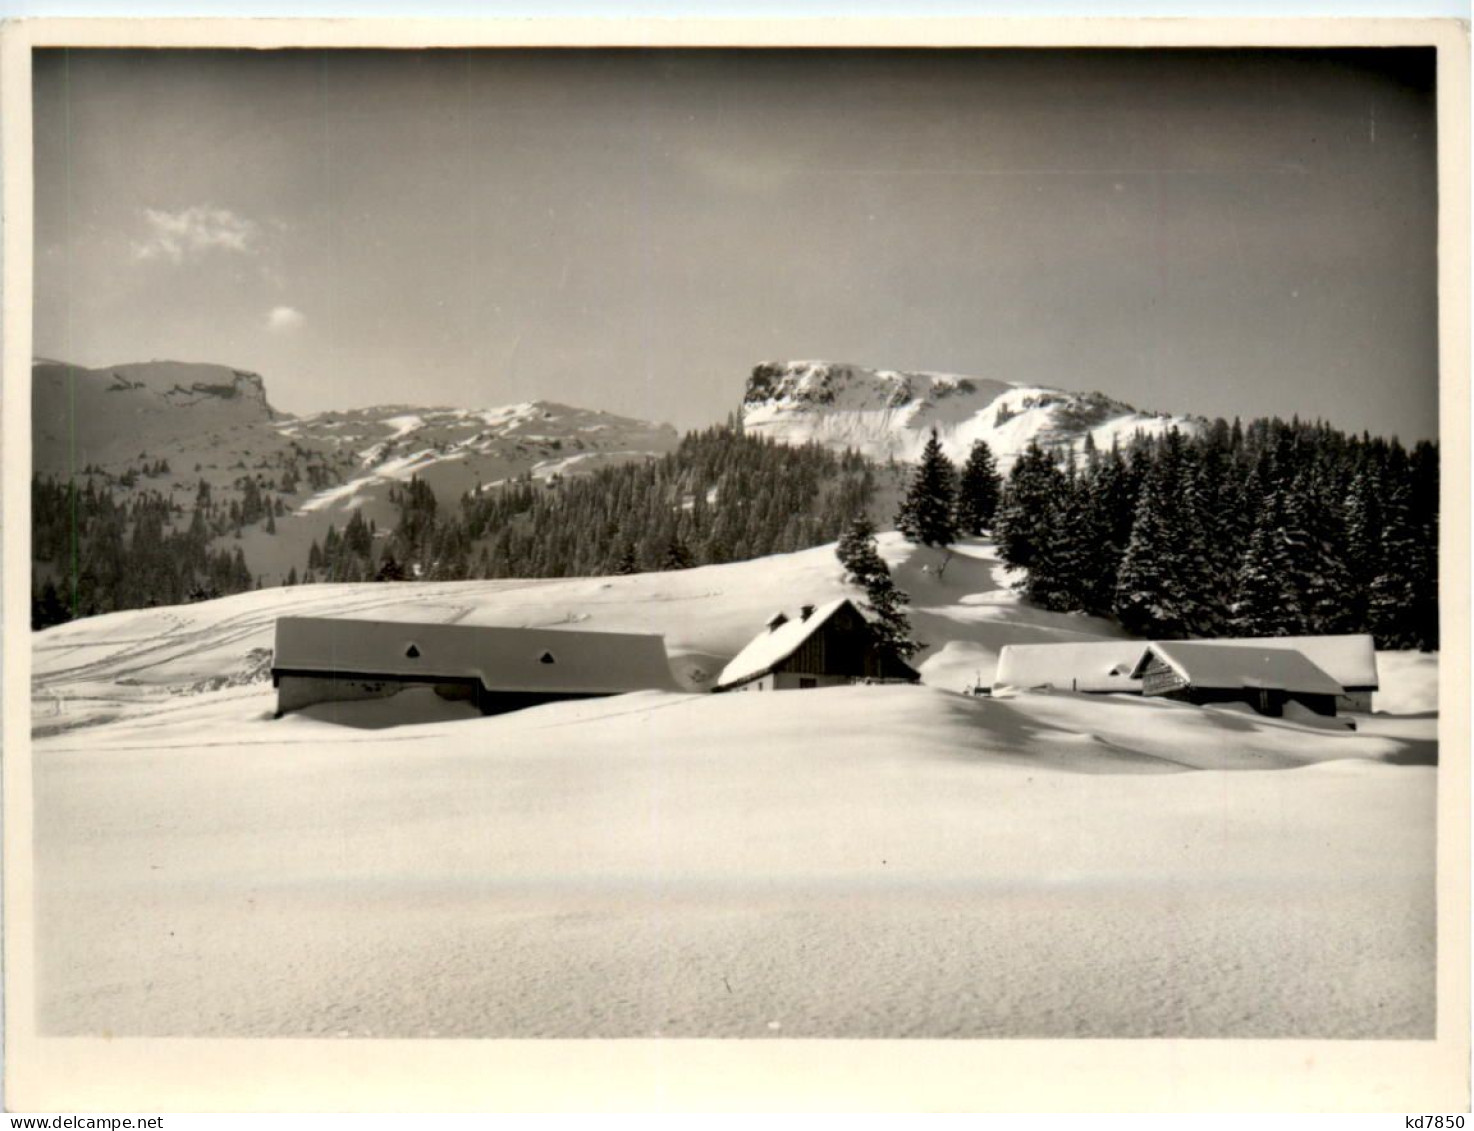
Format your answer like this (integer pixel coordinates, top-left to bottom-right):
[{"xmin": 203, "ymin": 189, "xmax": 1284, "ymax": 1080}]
[{"xmin": 28, "ymin": 539, "xmax": 1437, "ymax": 1038}]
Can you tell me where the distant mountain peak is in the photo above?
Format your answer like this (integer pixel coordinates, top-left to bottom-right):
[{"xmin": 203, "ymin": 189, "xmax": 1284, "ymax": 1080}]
[
  {"xmin": 744, "ymin": 359, "xmax": 1018, "ymax": 411},
  {"xmin": 740, "ymin": 359, "xmax": 1197, "ymax": 468}
]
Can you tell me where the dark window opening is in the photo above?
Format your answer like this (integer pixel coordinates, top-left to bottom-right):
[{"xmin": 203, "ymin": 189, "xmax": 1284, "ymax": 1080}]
[{"xmin": 798, "ymin": 677, "xmax": 817, "ymax": 689}]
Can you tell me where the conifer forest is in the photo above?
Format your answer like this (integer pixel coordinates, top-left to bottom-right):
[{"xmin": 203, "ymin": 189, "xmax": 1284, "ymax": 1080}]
[{"xmin": 33, "ymin": 415, "xmax": 1438, "ymax": 652}]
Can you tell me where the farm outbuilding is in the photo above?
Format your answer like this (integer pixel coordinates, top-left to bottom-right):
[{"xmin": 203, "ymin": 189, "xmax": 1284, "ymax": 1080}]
[
  {"xmin": 992, "ymin": 633, "xmax": 1379, "ymax": 711},
  {"xmin": 1130, "ymin": 641, "xmax": 1345, "ymax": 718},
  {"xmin": 713, "ymin": 598, "xmax": 920, "ymax": 693},
  {"xmin": 992, "ymin": 641, "xmax": 1150, "ymax": 695},
  {"xmin": 1200, "ymin": 634, "xmax": 1379, "ymax": 712},
  {"xmin": 271, "ymin": 616, "xmax": 680, "ymax": 718}
]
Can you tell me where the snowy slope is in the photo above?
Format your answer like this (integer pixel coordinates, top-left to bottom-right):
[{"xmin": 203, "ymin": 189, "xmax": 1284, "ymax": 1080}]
[
  {"xmin": 32, "ymin": 359, "xmax": 680, "ymax": 587},
  {"xmin": 279, "ymin": 400, "xmax": 678, "ymax": 533},
  {"xmin": 32, "ymin": 358, "xmax": 281, "ymax": 472},
  {"xmin": 29, "ymin": 537, "xmax": 1438, "ymax": 1038},
  {"xmin": 740, "ymin": 359, "xmax": 1199, "ymax": 468},
  {"xmin": 29, "ymin": 534, "xmax": 1137, "ymax": 720}
]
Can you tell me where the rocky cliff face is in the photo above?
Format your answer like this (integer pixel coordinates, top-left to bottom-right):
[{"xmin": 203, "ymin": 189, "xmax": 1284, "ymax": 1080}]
[
  {"xmin": 739, "ymin": 360, "xmax": 1199, "ymax": 468},
  {"xmin": 33, "ymin": 360, "xmax": 281, "ymax": 473}
]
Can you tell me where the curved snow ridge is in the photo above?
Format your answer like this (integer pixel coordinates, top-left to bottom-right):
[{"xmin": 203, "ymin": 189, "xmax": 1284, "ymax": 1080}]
[{"xmin": 295, "ymin": 448, "xmax": 445, "ymax": 514}]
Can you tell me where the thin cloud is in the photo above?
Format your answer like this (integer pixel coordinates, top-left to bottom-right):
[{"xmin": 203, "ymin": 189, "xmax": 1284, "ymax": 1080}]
[
  {"xmin": 131, "ymin": 205, "xmax": 260, "ymax": 264},
  {"xmin": 267, "ymin": 306, "xmax": 305, "ymax": 333}
]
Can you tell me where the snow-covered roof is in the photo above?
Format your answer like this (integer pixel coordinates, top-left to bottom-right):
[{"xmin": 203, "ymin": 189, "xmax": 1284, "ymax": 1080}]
[
  {"xmin": 1191, "ymin": 634, "xmax": 1378, "ymax": 690},
  {"xmin": 715, "ymin": 598, "xmax": 856, "ymax": 690},
  {"xmin": 1133, "ymin": 642, "xmax": 1344, "ymax": 697},
  {"xmin": 993, "ymin": 633, "xmax": 1378, "ymax": 695},
  {"xmin": 992, "ymin": 641, "xmax": 1150, "ymax": 694},
  {"xmin": 273, "ymin": 616, "xmax": 680, "ymax": 694}
]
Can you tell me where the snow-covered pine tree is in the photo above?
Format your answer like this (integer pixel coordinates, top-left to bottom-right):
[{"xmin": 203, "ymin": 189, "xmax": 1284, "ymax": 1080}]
[
  {"xmin": 1029, "ymin": 470, "xmax": 1099, "ymax": 613},
  {"xmin": 867, "ymin": 575, "xmax": 922, "ymax": 664},
  {"xmin": 1113, "ymin": 458, "xmax": 1194, "ymax": 638},
  {"xmin": 1171, "ymin": 437, "xmax": 1225, "ymax": 636},
  {"xmin": 1342, "ymin": 461, "xmax": 1384, "ymax": 629},
  {"xmin": 1076, "ymin": 442, "xmax": 1138, "ymax": 616},
  {"xmin": 1229, "ymin": 486, "xmax": 1306, "ymax": 636},
  {"xmin": 834, "ymin": 514, "xmax": 920, "ymax": 662},
  {"xmin": 1287, "ymin": 469, "xmax": 1354, "ymax": 635},
  {"xmin": 1407, "ymin": 440, "xmax": 1439, "ymax": 650},
  {"xmin": 895, "ymin": 428, "xmax": 958, "ymax": 547},
  {"xmin": 836, "ymin": 513, "xmax": 888, "ymax": 589},
  {"xmin": 954, "ymin": 440, "xmax": 1002, "ymax": 536},
  {"xmin": 1369, "ymin": 480, "xmax": 1425, "ymax": 648},
  {"xmin": 993, "ymin": 441, "xmax": 1066, "ymax": 573}
]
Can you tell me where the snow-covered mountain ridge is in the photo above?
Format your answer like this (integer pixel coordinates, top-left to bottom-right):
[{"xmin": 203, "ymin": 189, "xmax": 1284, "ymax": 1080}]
[
  {"xmin": 275, "ymin": 398, "xmax": 680, "ymax": 517},
  {"xmin": 34, "ymin": 355, "xmax": 1195, "ymax": 592},
  {"xmin": 32, "ymin": 359, "xmax": 678, "ymax": 488},
  {"xmin": 741, "ymin": 360, "xmax": 1201, "ymax": 467},
  {"xmin": 32, "ymin": 359, "xmax": 680, "ymax": 586}
]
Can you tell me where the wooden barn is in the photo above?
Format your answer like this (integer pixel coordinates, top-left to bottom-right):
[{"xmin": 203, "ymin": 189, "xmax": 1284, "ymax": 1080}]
[
  {"xmin": 713, "ymin": 598, "xmax": 920, "ymax": 693},
  {"xmin": 1130, "ymin": 641, "xmax": 1345, "ymax": 718},
  {"xmin": 993, "ymin": 633, "xmax": 1378, "ymax": 711},
  {"xmin": 1200, "ymin": 634, "xmax": 1379, "ymax": 712},
  {"xmin": 271, "ymin": 615, "xmax": 680, "ymax": 718}
]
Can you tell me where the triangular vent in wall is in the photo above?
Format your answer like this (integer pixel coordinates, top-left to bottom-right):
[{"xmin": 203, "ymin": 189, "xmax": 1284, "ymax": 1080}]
[
  {"xmin": 539, "ymin": 651, "xmax": 556, "ymax": 664},
  {"xmin": 405, "ymin": 644, "xmax": 421, "ymax": 659}
]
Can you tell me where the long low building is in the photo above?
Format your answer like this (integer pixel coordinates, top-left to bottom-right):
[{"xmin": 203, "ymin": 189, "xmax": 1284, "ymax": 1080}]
[
  {"xmin": 992, "ymin": 640, "xmax": 1149, "ymax": 695},
  {"xmin": 1131, "ymin": 641, "xmax": 1345, "ymax": 718},
  {"xmin": 1199, "ymin": 635, "xmax": 1379, "ymax": 712},
  {"xmin": 993, "ymin": 633, "xmax": 1379, "ymax": 712},
  {"xmin": 271, "ymin": 616, "xmax": 681, "ymax": 718}
]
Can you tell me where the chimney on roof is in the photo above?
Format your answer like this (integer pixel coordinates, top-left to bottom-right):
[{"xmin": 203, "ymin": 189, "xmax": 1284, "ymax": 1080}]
[
  {"xmin": 800, "ymin": 604, "xmax": 816, "ymax": 622},
  {"xmin": 765, "ymin": 611, "xmax": 789, "ymax": 633}
]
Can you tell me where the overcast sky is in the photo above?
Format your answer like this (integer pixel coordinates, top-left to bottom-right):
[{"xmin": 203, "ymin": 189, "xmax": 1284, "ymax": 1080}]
[{"xmin": 33, "ymin": 48, "xmax": 1438, "ymax": 440}]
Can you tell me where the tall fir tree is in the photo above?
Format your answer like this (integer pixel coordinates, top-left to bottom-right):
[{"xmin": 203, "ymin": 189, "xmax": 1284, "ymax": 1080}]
[
  {"xmin": 954, "ymin": 440, "xmax": 1002, "ymax": 536},
  {"xmin": 1407, "ymin": 440, "xmax": 1440, "ymax": 650},
  {"xmin": 1077, "ymin": 443, "xmax": 1139, "ymax": 617},
  {"xmin": 895, "ymin": 428, "xmax": 959, "ymax": 547},
  {"xmin": 1342, "ymin": 462, "xmax": 1384, "ymax": 630},
  {"xmin": 1229, "ymin": 485, "xmax": 1306, "ymax": 636},
  {"xmin": 1368, "ymin": 480, "xmax": 1427, "ymax": 648},
  {"xmin": 1113, "ymin": 457, "xmax": 1195, "ymax": 638},
  {"xmin": 835, "ymin": 514, "xmax": 919, "ymax": 663},
  {"xmin": 836, "ymin": 513, "xmax": 888, "ymax": 589},
  {"xmin": 994, "ymin": 441, "xmax": 1066, "ymax": 574},
  {"xmin": 1028, "ymin": 471, "xmax": 1097, "ymax": 613},
  {"xmin": 1287, "ymin": 470, "xmax": 1353, "ymax": 635}
]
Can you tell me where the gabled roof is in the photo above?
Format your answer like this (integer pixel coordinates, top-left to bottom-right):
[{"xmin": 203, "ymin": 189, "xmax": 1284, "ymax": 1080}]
[
  {"xmin": 1132, "ymin": 641, "xmax": 1344, "ymax": 697},
  {"xmin": 273, "ymin": 616, "xmax": 680, "ymax": 694},
  {"xmin": 992, "ymin": 641, "xmax": 1150, "ymax": 694},
  {"xmin": 1192, "ymin": 634, "xmax": 1378, "ymax": 690},
  {"xmin": 715, "ymin": 597, "xmax": 860, "ymax": 689}
]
